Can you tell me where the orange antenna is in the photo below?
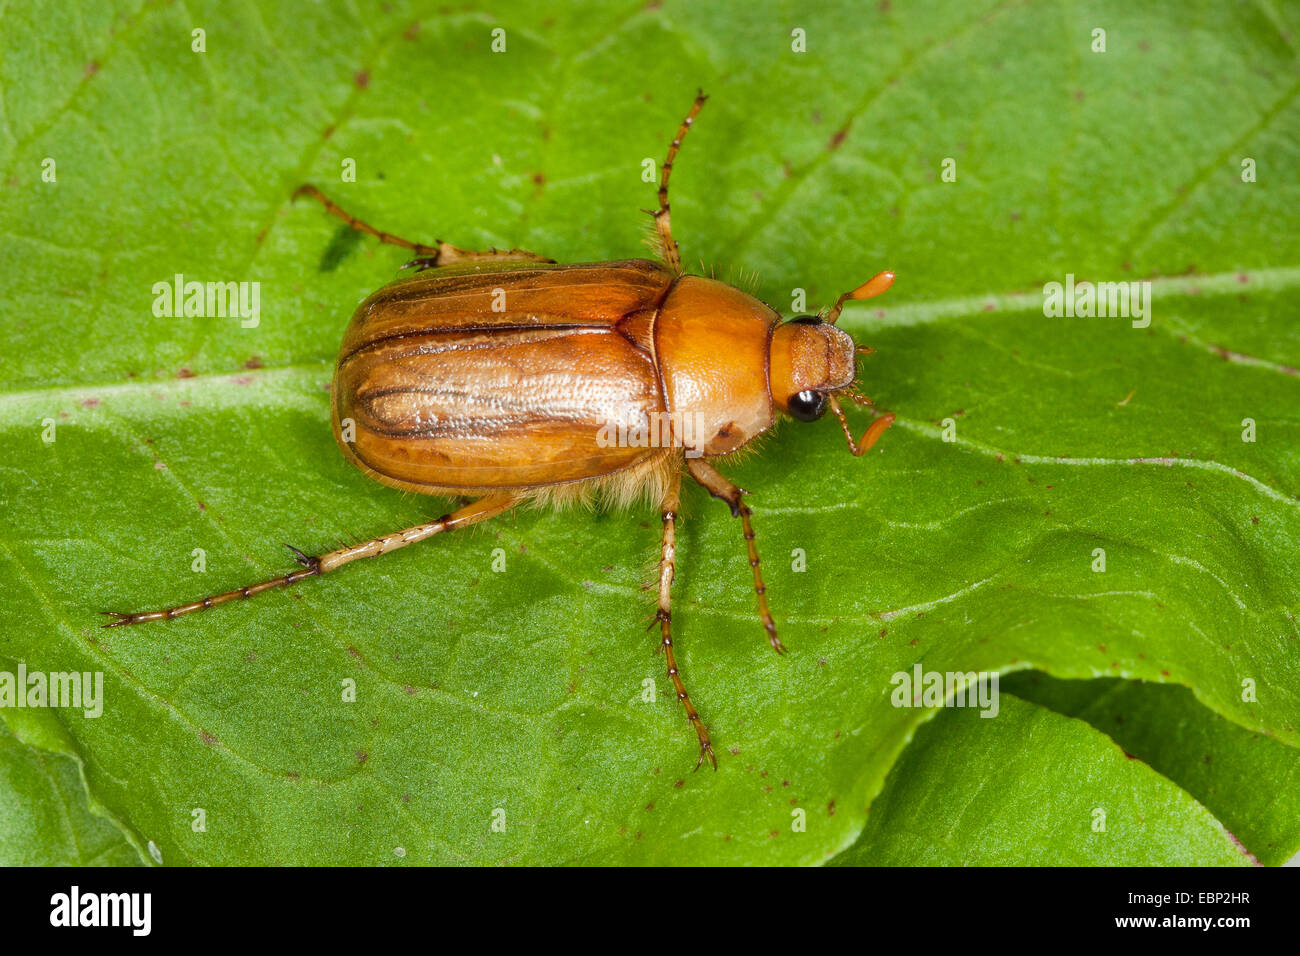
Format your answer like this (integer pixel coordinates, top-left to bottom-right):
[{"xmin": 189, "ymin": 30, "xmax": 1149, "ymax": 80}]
[
  {"xmin": 826, "ymin": 271, "xmax": 895, "ymax": 324},
  {"xmin": 827, "ymin": 394, "xmax": 895, "ymax": 456}
]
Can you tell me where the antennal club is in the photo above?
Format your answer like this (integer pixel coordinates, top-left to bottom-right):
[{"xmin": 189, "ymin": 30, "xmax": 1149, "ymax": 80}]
[
  {"xmin": 827, "ymin": 394, "xmax": 895, "ymax": 457},
  {"xmin": 826, "ymin": 270, "xmax": 895, "ymax": 324}
]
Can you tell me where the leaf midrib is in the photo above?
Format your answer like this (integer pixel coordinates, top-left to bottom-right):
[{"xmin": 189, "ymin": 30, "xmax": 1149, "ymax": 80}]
[{"xmin": 5, "ymin": 263, "xmax": 1298, "ymax": 406}]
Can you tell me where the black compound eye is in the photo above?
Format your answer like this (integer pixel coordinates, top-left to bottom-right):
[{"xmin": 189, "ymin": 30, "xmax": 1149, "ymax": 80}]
[
  {"xmin": 788, "ymin": 390, "xmax": 827, "ymax": 422},
  {"xmin": 790, "ymin": 315, "xmax": 823, "ymax": 326}
]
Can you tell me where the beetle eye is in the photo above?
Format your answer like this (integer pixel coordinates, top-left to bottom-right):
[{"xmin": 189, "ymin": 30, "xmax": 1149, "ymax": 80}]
[
  {"xmin": 788, "ymin": 390, "xmax": 827, "ymax": 422},
  {"xmin": 790, "ymin": 315, "xmax": 823, "ymax": 326}
]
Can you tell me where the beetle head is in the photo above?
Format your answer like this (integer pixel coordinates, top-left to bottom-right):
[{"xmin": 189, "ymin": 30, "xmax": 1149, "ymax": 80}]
[
  {"xmin": 769, "ymin": 316, "xmax": 856, "ymax": 422},
  {"xmin": 769, "ymin": 271, "xmax": 896, "ymax": 454}
]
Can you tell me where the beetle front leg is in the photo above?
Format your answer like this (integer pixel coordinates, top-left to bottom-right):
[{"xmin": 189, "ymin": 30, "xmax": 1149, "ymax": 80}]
[
  {"xmin": 102, "ymin": 495, "xmax": 519, "ymax": 626},
  {"xmin": 686, "ymin": 458, "xmax": 783, "ymax": 654},
  {"xmin": 293, "ymin": 185, "xmax": 554, "ymax": 267},
  {"xmin": 655, "ymin": 468, "xmax": 716, "ymax": 770},
  {"xmin": 646, "ymin": 90, "xmax": 708, "ymax": 274}
]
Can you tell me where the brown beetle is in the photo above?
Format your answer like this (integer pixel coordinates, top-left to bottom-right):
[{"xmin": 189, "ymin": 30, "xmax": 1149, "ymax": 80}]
[{"xmin": 105, "ymin": 92, "xmax": 895, "ymax": 768}]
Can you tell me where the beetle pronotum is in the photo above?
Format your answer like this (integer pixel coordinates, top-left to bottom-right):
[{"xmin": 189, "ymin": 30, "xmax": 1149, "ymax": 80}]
[{"xmin": 105, "ymin": 91, "xmax": 896, "ymax": 769}]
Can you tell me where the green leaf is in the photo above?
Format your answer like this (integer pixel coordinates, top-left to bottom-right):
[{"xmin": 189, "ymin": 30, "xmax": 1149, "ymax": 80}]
[
  {"xmin": 835, "ymin": 692, "xmax": 1252, "ymax": 866},
  {"xmin": 0, "ymin": 722, "xmax": 145, "ymax": 866},
  {"xmin": 1004, "ymin": 672, "xmax": 1300, "ymax": 866},
  {"xmin": 2, "ymin": 0, "xmax": 1298, "ymax": 864}
]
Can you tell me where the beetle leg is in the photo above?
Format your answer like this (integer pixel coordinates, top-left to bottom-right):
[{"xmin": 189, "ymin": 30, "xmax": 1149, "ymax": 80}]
[
  {"xmin": 655, "ymin": 468, "xmax": 716, "ymax": 770},
  {"xmin": 686, "ymin": 458, "xmax": 783, "ymax": 654},
  {"xmin": 401, "ymin": 243, "xmax": 555, "ymax": 272},
  {"xmin": 294, "ymin": 184, "xmax": 439, "ymax": 255},
  {"xmin": 293, "ymin": 185, "xmax": 554, "ymax": 266},
  {"xmin": 647, "ymin": 90, "xmax": 708, "ymax": 275},
  {"xmin": 102, "ymin": 495, "xmax": 519, "ymax": 627}
]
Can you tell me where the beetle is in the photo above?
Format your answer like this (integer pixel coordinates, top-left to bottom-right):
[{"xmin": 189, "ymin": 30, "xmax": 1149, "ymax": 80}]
[{"xmin": 104, "ymin": 91, "xmax": 896, "ymax": 769}]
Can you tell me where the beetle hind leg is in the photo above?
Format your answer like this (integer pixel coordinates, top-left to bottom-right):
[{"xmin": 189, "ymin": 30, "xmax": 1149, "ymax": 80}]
[
  {"xmin": 401, "ymin": 243, "xmax": 555, "ymax": 272},
  {"xmin": 646, "ymin": 90, "xmax": 708, "ymax": 274},
  {"xmin": 655, "ymin": 469, "xmax": 716, "ymax": 769},
  {"xmin": 102, "ymin": 495, "xmax": 519, "ymax": 626},
  {"xmin": 293, "ymin": 184, "xmax": 554, "ymax": 267}
]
